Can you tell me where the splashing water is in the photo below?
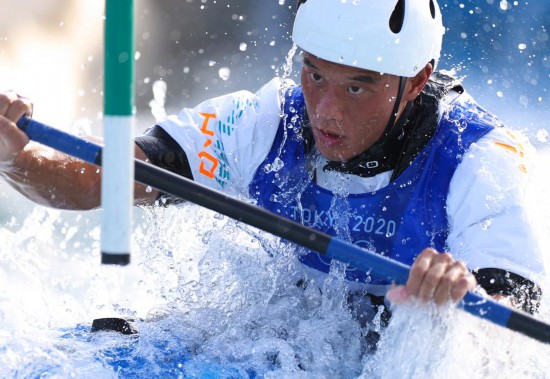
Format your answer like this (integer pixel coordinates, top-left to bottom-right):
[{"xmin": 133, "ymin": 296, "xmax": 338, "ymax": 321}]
[
  {"xmin": 0, "ymin": 204, "xmax": 365, "ymax": 377},
  {"xmin": 1, "ymin": 71, "xmax": 550, "ymax": 373},
  {"xmin": 279, "ymin": 43, "xmax": 298, "ymax": 81},
  {"xmin": 1, "ymin": 0, "xmax": 548, "ymax": 374},
  {"xmin": 362, "ymin": 299, "xmax": 550, "ymax": 378},
  {"xmin": 149, "ymin": 80, "xmax": 168, "ymax": 123},
  {"xmin": 1, "ymin": 169, "xmax": 550, "ymax": 377},
  {"xmin": 2, "ymin": 55, "xmax": 550, "ymax": 374}
]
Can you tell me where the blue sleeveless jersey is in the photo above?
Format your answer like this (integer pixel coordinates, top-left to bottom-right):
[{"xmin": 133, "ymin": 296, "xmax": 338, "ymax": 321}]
[{"xmin": 249, "ymin": 85, "xmax": 496, "ymax": 284}]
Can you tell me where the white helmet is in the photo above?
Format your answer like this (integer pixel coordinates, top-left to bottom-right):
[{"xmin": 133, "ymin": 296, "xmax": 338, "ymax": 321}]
[{"xmin": 292, "ymin": 0, "xmax": 445, "ymax": 77}]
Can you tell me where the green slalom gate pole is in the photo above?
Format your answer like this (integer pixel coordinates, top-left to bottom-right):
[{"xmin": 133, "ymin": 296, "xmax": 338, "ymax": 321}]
[{"xmin": 102, "ymin": 0, "xmax": 135, "ymax": 265}]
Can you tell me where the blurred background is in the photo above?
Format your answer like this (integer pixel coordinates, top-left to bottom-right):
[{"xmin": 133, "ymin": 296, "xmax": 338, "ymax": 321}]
[{"xmin": 0, "ymin": 0, "xmax": 549, "ymax": 221}]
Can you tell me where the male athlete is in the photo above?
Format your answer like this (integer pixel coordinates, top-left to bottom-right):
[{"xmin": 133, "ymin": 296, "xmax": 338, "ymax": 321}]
[{"xmin": 0, "ymin": 0, "xmax": 543, "ymax": 318}]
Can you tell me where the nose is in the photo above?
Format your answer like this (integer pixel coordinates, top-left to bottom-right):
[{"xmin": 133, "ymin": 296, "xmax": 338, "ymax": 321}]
[{"xmin": 315, "ymin": 87, "xmax": 343, "ymax": 123}]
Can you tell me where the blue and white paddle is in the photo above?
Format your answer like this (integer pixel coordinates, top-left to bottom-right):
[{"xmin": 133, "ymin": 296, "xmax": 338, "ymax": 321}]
[{"xmin": 16, "ymin": 115, "xmax": 550, "ymax": 345}]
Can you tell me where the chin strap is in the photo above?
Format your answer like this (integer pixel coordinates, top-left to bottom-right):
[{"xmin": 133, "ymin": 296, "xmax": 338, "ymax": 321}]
[{"xmin": 384, "ymin": 76, "xmax": 408, "ymax": 140}]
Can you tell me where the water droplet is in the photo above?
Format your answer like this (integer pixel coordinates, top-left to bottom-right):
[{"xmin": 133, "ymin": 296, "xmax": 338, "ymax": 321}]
[
  {"xmin": 536, "ymin": 129, "xmax": 549, "ymax": 143},
  {"xmin": 218, "ymin": 67, "xmax": 231, "ymax": 81},
  {"xmin": 519, "ymin": 95, "xmax": 529, "ymax": 107},
  {"xmin": 265, "ymin": 157, "xmax": 285, "ymax": 173},
  {"xmin": 150, "ymin": 80, "xmax": 168, "ymax": 122},
  {"xmin": 481, "ymin": 219, "xmax": 492, "ymax": 230},
  {"xmin": 118, "ymin": 52, "xmax": 129, "ymax": 63},
  {"xmin": 153, "ymin": 80, "xmax": 167, "ymax": 99}
]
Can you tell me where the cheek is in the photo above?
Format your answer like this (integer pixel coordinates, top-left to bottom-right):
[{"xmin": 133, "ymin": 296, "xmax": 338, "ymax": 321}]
[
  {"xmin": 346, "ymin": 102, "xmax": 381, "ymax": 128},
  {"xmin": 351, "ymin": 126, "xmax": 376, "ymax": 144},
  {"xmin": 303, "ymin": 97, "xmax": 323, "ymax": 125},
  {"xmin": 353, "ymin": 94, "xmax": 393, "ymax": 125},
  {"xmin": 300, "ymin": 71, "xmax": 313, "ymax": 97},
  {"xmin": 347, "ymin": 112, "xmax": 388, "ymax": 144},
  {"xmin": 301, "ymin": 82, "xmax": 317, "ymax": 110}
]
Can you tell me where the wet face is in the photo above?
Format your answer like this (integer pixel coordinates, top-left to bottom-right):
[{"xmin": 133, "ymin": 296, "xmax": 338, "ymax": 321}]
[{"xmin": 301, "ymin": 53, "xmax": 403, "ymax": 162}]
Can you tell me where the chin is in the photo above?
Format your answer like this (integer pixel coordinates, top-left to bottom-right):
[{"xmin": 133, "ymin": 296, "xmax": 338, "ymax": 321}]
[{"xmin": 318, "ymin": 149, "xmax": 348, "ymax": 162}]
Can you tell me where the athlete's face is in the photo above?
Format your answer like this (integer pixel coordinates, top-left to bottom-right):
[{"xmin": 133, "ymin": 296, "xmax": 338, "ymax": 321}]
[{"xmin": 301, "ymin": 53, "xmax": 409, "ymax": 162}]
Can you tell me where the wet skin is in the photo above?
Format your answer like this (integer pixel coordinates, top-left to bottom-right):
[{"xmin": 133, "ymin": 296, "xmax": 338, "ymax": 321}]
[{"xmin": 300, "ymin": 53, "xmax": 426, "ymax": 162}]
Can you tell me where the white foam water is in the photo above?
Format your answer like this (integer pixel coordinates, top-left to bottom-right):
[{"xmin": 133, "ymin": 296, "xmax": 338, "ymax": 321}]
[
  {"xmin": 0, "ymin": 149, "xmax": 549, "ymax": 377},
  {"xmin": 0, "ymin": 0, "xmax": 548, "ymax": 375}
]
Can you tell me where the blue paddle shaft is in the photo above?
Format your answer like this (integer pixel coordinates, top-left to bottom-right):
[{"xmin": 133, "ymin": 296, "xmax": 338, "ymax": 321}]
[
  {"xmin": 327, "ymin": 239, "xmax": 512, "ymax": 327},
  {"xmin": 14, "ymin": 115, "xmax": 550, "ymax": 344},
  {"xmin": 16, "ymin": 117, "xmax": 101, "ymax": 165},
  {"xmin": 327, "ymin": 239, "xmax": 410, "ymax": 283}
]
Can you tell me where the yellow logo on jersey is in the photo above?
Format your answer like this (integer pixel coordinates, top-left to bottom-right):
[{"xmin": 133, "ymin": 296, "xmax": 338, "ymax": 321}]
[{"xmin": 494, "ymin": 131, "xmax": 527, "ymax": 173}]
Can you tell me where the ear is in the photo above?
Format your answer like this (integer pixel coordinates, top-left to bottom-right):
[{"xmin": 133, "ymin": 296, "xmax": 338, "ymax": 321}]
[{"xmin": 403, "ymin": 63, "xmax": 433, "ymax": 101}]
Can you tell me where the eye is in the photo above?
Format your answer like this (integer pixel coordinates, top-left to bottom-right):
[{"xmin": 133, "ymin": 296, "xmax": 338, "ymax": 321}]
[
  {"xmin": 309, "ymin": 72, "xmax": 323, "ymax": 83},
  {"xmin": 348, "ymin": 85, "xmax": 365, "ymax": 95}
]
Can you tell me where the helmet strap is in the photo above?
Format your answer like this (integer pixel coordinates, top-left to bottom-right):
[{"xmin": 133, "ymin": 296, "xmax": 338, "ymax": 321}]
[{"xmin": 383, "ymin": 76, "xmax": 408, "ymax": 141}]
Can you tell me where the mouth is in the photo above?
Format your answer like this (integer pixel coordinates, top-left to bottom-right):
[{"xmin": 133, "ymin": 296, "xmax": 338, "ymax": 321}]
[{"xmin": 314, "ymin": 127, "xmax": 344, "ymax": 145}]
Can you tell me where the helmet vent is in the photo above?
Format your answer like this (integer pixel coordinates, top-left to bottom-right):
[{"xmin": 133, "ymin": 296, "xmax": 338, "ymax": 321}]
[
  {"xmin": 429, "ymin": 0, "xmax": 436, "ymax": 19},
  {"xmin": 389, "ymin": 0, "xmax": 406, "ymax": 34}
]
